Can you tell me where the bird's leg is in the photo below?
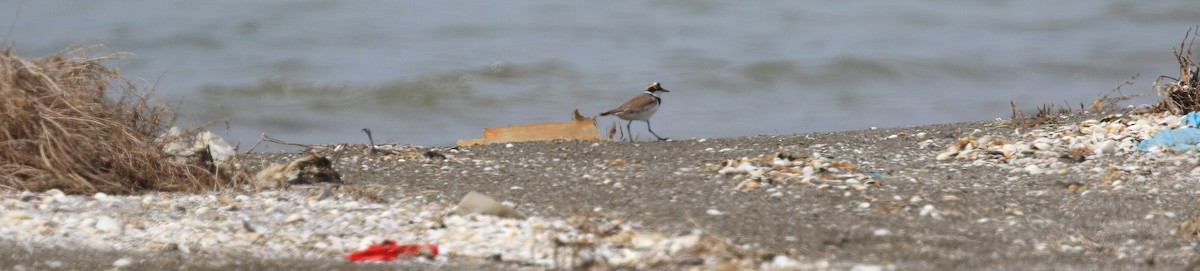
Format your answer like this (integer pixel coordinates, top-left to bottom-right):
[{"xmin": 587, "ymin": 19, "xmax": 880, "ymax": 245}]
[
  {"xmin": 626, "ymin": 120, "xmax": 635, "ymax": 142},
  {"xmin": 645, "ymin": 120, "xmax": 667, "ymax": 141},
  {"xmin": 618, "ymin": 121, "xmax": 626, "ymax": 142}
]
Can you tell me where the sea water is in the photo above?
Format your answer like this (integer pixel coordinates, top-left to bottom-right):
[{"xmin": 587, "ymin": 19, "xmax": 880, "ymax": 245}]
[{"xmin": 4, "ymin": 0, "xmax": 1196, "ymax": 147}]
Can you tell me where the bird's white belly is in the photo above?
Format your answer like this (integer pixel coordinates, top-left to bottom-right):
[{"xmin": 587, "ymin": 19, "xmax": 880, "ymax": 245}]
[{"xmin": 615, "ymin": 104, "xmax": 658, "ymax": 121}]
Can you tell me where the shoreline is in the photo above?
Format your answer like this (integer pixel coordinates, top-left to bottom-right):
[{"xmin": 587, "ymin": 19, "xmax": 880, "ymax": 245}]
[{"xmin": 5, "ymin": 111, "xmax": 1200, "ymax": 270}]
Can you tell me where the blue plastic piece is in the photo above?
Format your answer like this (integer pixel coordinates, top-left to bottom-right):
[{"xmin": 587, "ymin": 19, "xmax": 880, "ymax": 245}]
[
  {"xmin": 1137, "ymin": 111, "xmax": 1200, "ymax": 151},
  {"xmin": 1137, "ymin": 127, "xmax": 1200, "ymax": 151},
  {"xmin": 1184, "ymin": 111, "xmax": 1200, "ymax": 128}
]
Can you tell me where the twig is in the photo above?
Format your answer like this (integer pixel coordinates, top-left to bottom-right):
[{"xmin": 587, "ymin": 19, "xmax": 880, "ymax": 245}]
[
  {"xmin": 243, "ymin": 132, "xmax": 267, "ymax": 154},
  {"xmin": 2, "ymin": 0, "xmax": 23, "ymax": 46},
  {"xmin": 263, "ymin": 134, "xmax": 323, "ymax": 148},
  {"xmin": 1010, "ymin": 100, "xmax": 1017, "ymax": 119},
  {"xmin": 362, "ymin": 128, "xmax": 378, "ymax": 155}
]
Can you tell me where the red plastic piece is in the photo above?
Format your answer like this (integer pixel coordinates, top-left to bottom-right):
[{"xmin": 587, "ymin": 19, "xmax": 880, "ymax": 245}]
[{"xmin": 344, "ymin": 240, "xmax": 439, "ymax": 261}]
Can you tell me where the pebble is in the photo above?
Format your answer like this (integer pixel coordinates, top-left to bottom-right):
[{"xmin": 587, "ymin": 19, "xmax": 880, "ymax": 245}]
[
  {"xmin": 771, "ymin": 254, "xmax": 796, "ymax": 268},
  {"xmin": 19, "ymin": 191, "xmax": 36, "ymax": 201},
  {"xmin": 706, "ymin": 209, "xmax": 723, "ymax": 216},
  {"xmin": 920, "ymin": 205, "xmax": 937, "ymax": 218},
  {"xmin": 1095, "ymin": 140, "xmax": 1117, "ymax": 155},
  {"xmin": 46, "ymin": 189, "xmax": 65, "ymax": 200}
]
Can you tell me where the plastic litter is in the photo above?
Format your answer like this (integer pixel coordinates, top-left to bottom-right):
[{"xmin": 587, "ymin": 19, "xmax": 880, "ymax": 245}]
[
  {"xmin": 344, "ymin": 240, "xmax": 438, "ymax": 261},
  {"xmin": 1138, "ymin": 111, "xmax": 1200, "ymax": 151}
]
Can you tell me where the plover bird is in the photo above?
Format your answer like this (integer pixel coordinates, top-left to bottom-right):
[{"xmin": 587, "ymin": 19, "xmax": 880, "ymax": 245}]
[{"xmin": 600, "ymin": 82, "xmax": 670, "ymax": 142}]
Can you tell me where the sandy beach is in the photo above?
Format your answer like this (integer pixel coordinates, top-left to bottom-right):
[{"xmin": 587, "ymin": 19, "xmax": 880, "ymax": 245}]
[{"xmin": 5, "ymin": 109, "xmax": 1200, "ymax": 270}]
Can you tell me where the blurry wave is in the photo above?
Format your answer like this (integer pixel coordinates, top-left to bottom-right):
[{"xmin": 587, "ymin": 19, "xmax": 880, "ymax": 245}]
[
  {"xmin": 732, "ymin": 57, "xmax": 904, "ymax": 87},
  {"xmin": 471, "ymin": 60, "xmax": 579, "ymax": 80},
  {"xmin": 200, "ymin": 74, "xmax": 473, "ymax": 109},
  {"xmin": 1107, "ymin": 1, "xmax": 1199, "ymax": 22},
  {"xmin": 198, "ymin": 60, "xmax": 581, "ymax": 110}
]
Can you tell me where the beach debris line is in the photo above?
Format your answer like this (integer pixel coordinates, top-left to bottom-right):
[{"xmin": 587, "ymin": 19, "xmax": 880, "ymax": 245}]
[
  {"xmin": 937, "ymin": 112, "xmax": 1200, "ymax": 176},
  {"xmin": 704, "ymin": 152, "xmax": 878, "ymax": 191},
  {"xmin": 253, "ymin": 154, "xmax": 343, "ymax": 189},
  {"xmin": 359, "ymin": 128, "xmax": 449, "ymax": 159},
  {"xmin": 344, "ymin": 240, "xmax": 438, "ymax": 261},
  {"xmin": 0, "ymin": 188, "xmax": 796, "ymax": 269},
  {"xmin": 160, "ymin": 128, "xmax": 240, "ymax": 176},
  {"xmin": 457, "ymin": 108, "xmax": 601, "ymax": 146}
]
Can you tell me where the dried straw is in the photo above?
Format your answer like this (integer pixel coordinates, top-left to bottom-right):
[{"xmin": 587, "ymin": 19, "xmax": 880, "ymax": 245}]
[
  {"xmin": 1156, "ymin": 27, "xmax": 1200, "ymax": 114},
  {"xmin": 0, "ymin": 45, "xmax": 228, "ymax": 194}
]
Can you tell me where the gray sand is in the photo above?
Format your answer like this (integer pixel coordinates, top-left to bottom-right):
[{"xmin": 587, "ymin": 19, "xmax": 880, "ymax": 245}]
[{"xmin": 5, "ymin": 114, "xmax": 1199, "ymax": 270}]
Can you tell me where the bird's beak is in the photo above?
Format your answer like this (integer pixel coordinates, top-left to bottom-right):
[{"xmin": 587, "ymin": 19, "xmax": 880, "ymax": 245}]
[{"xmin": 661, "ymin": 89, "xmax": 670, "ymax": 92}]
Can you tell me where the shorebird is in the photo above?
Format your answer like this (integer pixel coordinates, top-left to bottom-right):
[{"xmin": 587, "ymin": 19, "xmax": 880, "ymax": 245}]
[{"xmin": 599, "ymin": 82, "xmax": 670, "ymax": 142}]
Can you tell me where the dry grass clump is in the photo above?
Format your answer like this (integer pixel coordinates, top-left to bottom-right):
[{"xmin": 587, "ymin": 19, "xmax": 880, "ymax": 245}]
[
  {"xmin": 1155, "ymin": 27, "xmax": 1200, "ymax": 114},
  {"xmin": 0, "ymin": 45, "xmax": 228, "ymax": 194}
]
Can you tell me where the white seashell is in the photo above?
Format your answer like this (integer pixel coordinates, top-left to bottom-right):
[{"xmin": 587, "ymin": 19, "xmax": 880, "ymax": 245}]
[
  {"xmin": 1024, "ymin": 165, "xmax": 1044, "ymax": 175},
  {"xmin": 801, "ymin": 166, "xmax": 815, "ymax": 178},
  {"xmin": 1160, "ymin": 115, "xmax": 1184, "ymax": 127},
  {"xmin": 955, "ymin": 149, "xmax": 975, "ymax": 159},
  {"xmin": 284, "ymin": 213, "xmax": 306, "ymax": 223},
  {"xmin": 736, "ymin": 163, "xmax": 758, "ymax": 173},
  {"xmin": 1104, "ymin": 123, "xmax": 1125, "ymax": 134},
  {"xmin": 1000, "ymin": 144, "xmax": 1018, "ymax": 158},
  {"xmin": 936, "ymin": 150, "xmax": 957, "ymax": 161},
  {"xmin": 976, "ymin": 136, "xmax": 991, "ymax": 146}
]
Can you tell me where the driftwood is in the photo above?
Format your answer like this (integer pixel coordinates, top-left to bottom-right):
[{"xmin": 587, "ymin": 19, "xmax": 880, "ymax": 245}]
[{"xmin": 457, "ymin": 108, "xmax": 602, "ymax": 146}]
